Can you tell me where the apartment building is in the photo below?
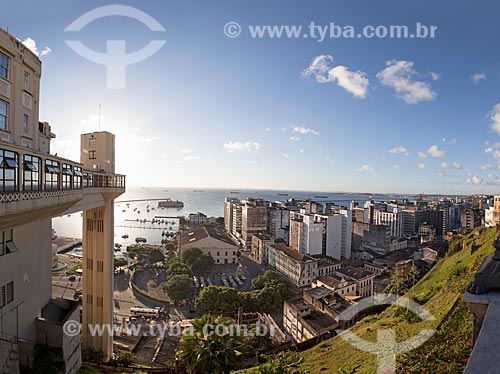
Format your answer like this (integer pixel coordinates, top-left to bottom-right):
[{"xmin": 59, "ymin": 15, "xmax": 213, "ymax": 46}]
[
  {"xmin": 336, "ymin": 266, "xmax": 376, "ymax": 298},
  {"xmin": 289, "ymin": 210, "xmax": 352, "ymax": 260},
  {"xmin": 0, "ymin": 28, "xmax": 125, "ymax": 372},
  {"xmin": 179, "ymin": 226, "xmax": 238, "ymax": 264},
  {"xmin": 250, "ymin": 232, "xmax": 273, "ymax": 264},
  {"xmin": 267, "ymin": 243, "xmax": 318, "ymax": 287},
  {"xmin": 240, "ymin": 198, "xmax": 267, "ymax": 248},
  {"xmin": 312, "ymin": 275, "xmax": 357, "ymax": 297},
  {"xmin": 461, "ymin": 209, "xmax": 481, "ymax": 230},
  {"xmin": 401, "ymin": 209, "xmax": 427, "ymax": 237},
  {"xmin": 267, "ymin": 204, "xmax": 290, "ymax": 243},
  {"xmin": 375, "ymin": 208, "xmax": 403, "ymax": 238},
  {"xmin": 283, "ymin": 286, "xmax": 357, "ymax": 343}
]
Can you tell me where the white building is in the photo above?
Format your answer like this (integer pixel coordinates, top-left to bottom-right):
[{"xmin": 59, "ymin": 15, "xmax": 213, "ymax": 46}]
[
  {"xmin": 290, "ymin": 210, "xmax": 352, "ymax": 260},
  {"xmin": 375, "ymin": 209, "xmax": 403, "ymax": 238},
  {"xmin": 485, "ymin": 206, "xmax": 495, "ymax": 228}
]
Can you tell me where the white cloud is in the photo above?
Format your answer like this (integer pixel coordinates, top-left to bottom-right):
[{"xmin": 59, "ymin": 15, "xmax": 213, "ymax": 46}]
[
  {"xmin": 467, "ymin": 175, "xmax": 483, "ymax": 185},
  {"xmin": 441, "ymin": 162, "xmax": 448, "ymax": 168},
  {"xmin": 480, "ymin": 164, "xmax": 493, "ymax": 170},
  {"xmin": 289, "ymin": 136, "xmax": 301, "ymax": 142},
  {"xmin": 489, "ymin": 103, "xmax": 500, "ymax": 135},
  {"xmin": 417, "ymin": 151, "xmax": 427, "ymax": 159},
  {"xmin": 180, "ymin": 149, "xmax": 194, "ymax": 155},
  {"xmin": 299, "ymin": 149, "xmax": 304, "ymax": 154},
  {"xmin": 41, "ymin": 47, "xmax": 52, "ymax": 56},
  {"xmin": 437, "ymin": 171, "xmax": 444, "ymax": 177},
  {"xmin": 448, "ymin": 138, "xmax": 457, "ymax": 145},
  {"xmin": 418, "ymin": 162, "xmax": 426, "ymax": 169},
  {"xmin": 357, "ymin": 164, "xmax": 374, "ymax": 173},
  {"xmin": 388, "ymin": 146, "xmax": 409, "ymax": 156},
  {"xmin": 161, "ymin": 153, "xmax": 168, "ymax": 159},
  {"xmin": 427, "ymin": 145, "xmax": 446, "ymax": 157},
  {"xmin": 223, "ymin": 141, "xmax": 260, "ymax": 152},
  {"xmin": 291, "ymin": 126, "xmax": 320, "ymax": 135},
  {"xmin": 487, "ymin": 173, "xmax": 497, "ymax": 179},
  {"xmin": 282, "ymin": 153, "xmax": 289, "ymax": 158},
  {"xmin": 21, "ymin": 37, "xmax": 51, "ymax": 57},
  {"xmin": 393, "ymin": 164, "xmax": 400, "ymax": 169},
  {"xmin": 302, "ymin": 55, "xmax": 369, "ymax": 98},
  {"xmin": 471, "ymin": 73, "xmax": 486, "ymax": 85},
  {"xmin": 265, "ymin": 127, "xmax": 272, "ymax": 132},
  {"xmin": 376, "ymin": 60, "xmax": 437, "ymax": 104},
  {"xmin": 452, "ymin": 162, "xmax": 462, "ymax": 169},
  {"xmin": 430, "ymin": 72, "xmax": 441, "ymax": 81},
  {"xmin": 184, "ymin": 155, "xmax": 200, "ymax": 161}
]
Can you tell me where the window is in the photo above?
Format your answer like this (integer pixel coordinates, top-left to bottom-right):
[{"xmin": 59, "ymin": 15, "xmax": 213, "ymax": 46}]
[
  {"xmin": 0, "ymin": 229, "xmax": 17, "ymax": 257},
  {"xmin": 74, "ymin": 166, "xmax": 82, "ymax": 189},
  {"xmin": 23, "ymin": 114, "xmax": 29, "ymax": 129},
  {"xmin": 89, "ymin": 138, "xmax": 96, "ymax": 147},
  {"xmin": 0, "ymin": 100, "xmax": 7, "ymax": 130},
  {"xmin": 62, "ymin": 163, "xmax": 73, "ymax": 189},
  {"xmin": 45, "ymin": 159, "xmax": 60, "ymax": 190},
  {"xmin": 0, "ymin": 149, "xmax": 18, "ymax": 192},
  {"xmin": 0, "ymin": 281, "xmax": 14, "ymax": 308},
  {"xmin": 89, "ymin": 150, "xmax": 96, "ymax": 159},
  {"xmin": 23, "ymin": 155, "xmax": 40, "ymax": 191},
  {"xmin": 23, "ymin": 71, "xmax": 30, "ymax": 89},
  {"xmin": 0, "ymin": 52, "xmax": 8, "ymax": 80},
  {"xmin": 83, "ymin": 172, "xmax": 93, "ymax": 188}
]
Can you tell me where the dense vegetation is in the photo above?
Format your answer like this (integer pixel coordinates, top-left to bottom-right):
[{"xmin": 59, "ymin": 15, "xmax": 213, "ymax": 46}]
[{"xmin": 195, "ymin": 270, "xmax": 294, "ymax": 314}]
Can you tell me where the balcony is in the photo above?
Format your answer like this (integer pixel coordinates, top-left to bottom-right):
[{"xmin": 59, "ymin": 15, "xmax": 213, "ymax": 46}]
[{"xmin": 0, "ymin": 126, "xmax": 125, "ymax": 228}]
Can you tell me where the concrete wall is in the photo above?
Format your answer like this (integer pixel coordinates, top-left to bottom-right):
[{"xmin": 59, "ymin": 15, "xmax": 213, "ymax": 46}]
[{"xmin": 0, "ymin": 218, "xmax": 51, "ymax": 341}]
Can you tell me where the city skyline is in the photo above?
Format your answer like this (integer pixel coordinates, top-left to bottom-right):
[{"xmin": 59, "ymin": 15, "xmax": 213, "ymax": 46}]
[{"xmin": 3, "ymin": 1, "xmax": 500, "ymax": 193}]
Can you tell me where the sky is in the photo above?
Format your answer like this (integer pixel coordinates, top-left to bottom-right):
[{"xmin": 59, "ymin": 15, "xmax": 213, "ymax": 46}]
[{"xmin": 3, "ymin": 0, "xmax": 500, "ymax": 194}]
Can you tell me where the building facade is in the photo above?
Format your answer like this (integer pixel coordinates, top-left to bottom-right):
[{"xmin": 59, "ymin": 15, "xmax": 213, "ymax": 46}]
[
  {"xmin": 267, "ymin": 243, "xmax": 318, "ymax": 287},
  {"xmin": 0, "ymin": 28, "xmax": 125, "ymax": 372}
]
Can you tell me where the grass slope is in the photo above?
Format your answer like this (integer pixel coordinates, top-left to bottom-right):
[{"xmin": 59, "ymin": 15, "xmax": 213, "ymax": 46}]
[{"xmin": 238, "ymin": 226, "xmax": 496, "ymax": 374}]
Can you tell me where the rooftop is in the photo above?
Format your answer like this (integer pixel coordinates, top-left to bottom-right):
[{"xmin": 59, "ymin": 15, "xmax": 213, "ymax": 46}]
[
  {"xmin": 180, "ymin": 225, "xmax": 236, "ymax": 247},
  {"xmin": 270, "ymin": 243, "xmax": 316, "ymax": 263},
  {"xmin": 337, "ymin": 266, "xmax": 375, "ymax": 281}
]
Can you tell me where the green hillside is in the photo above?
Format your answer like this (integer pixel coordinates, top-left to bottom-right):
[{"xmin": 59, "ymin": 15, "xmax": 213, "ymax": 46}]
[{"xmin": 238, "ymin": 226, "xmax": 496, "ymax": 374}]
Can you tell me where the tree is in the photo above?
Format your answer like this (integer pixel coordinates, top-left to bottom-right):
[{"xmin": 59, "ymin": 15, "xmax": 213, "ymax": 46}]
[
  {"xmin": 195, "ymin": 286, "xmax": 240, "ymax": 314},
  {"xmin": 163, "ymin": 274, "xmax": 195, "ymax": 303},
  {"xmin": 177, "ymin": 314, "xmax": 246, "ymax": 374},
  {"xmin": 182, "ymin": 248, "xmax": 215, "ymax": 274},
  {"xmin": 148, "ymin": 248, "xmax": 165, "ymax": 264},
  {"xmin": 114, "ymin": 258, "xmax": 128, "ymax": 269},
  {"xmin": 166, "ymin": 260, "xmax": 191, "ymax": 280},
  {"xmin": 252, "ymin": 271, "xmax": 294, "ymax": 303},
  {"xmin": 181, "ymin": 247, "xmax": 203, "ymax": 264}
]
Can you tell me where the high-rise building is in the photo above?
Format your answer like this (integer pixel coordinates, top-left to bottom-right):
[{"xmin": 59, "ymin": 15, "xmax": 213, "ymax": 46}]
[
  {"xmin": 0, "ymin": 28, "xmax": 125, "ymax": 372},
  {"xmin": 241, "ymin": 198, "xmax": 267, "ymax": 248},
  {"xmin": 375, "ymin": 209, "xmax": 403, "ymax": 238},
  {"xmin": 289, "ymin": 210, "xmax": 352, "ymax": 260},
  {"xmin": 267, "ymin": 204, "xmax": 290, "ymax": 243},
  {"xmin": 401, "ymin": 209, "xmax": 427, "ymax": 237}
]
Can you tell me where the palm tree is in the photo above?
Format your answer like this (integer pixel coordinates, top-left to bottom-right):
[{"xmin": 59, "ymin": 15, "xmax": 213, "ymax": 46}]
[{"xmin": 177, "ymin": 314, "xmax": 246, "ymax": 374}]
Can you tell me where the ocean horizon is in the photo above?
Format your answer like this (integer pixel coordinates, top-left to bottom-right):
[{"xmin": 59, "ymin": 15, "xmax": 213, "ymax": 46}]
[{"xmin": 52, "ymin": 186, "xmax": 453, "ymax": 247}]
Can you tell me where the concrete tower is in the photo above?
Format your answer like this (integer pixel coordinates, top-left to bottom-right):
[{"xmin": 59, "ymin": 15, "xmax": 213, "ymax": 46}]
[{"xmin": 80, "ymin": 131, "xmax": 120, "ymax": 358}]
